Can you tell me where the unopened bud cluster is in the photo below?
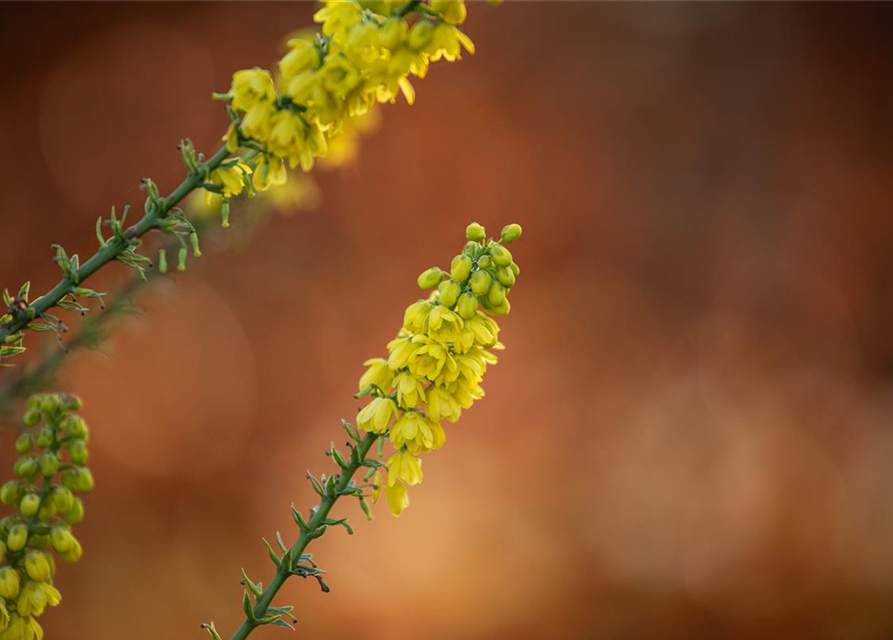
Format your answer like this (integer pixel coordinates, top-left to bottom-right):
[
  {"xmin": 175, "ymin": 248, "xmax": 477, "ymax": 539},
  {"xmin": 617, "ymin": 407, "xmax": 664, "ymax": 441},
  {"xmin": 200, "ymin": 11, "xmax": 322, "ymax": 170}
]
[
  {"xmin": 356, "ymin": 222, "xmax": 523, "ymax": 515},
  {"xmin": 0, "ymin": 394, "xmax": 92, "ymax": 640}
]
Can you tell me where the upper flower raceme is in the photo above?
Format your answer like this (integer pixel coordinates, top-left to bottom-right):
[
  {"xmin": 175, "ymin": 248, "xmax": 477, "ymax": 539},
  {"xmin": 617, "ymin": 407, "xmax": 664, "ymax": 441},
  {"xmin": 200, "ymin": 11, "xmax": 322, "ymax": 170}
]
[{"xmin": 221, "ymin": 0, "xmax": 474, "ymax": 183}]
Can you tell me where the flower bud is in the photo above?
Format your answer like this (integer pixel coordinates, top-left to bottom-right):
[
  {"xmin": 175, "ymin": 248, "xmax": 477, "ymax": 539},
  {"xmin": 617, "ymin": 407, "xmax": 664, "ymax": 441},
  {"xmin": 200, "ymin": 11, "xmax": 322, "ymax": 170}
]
[
  {"xmin": 0, "ymin": 567, "xmax": 20, "ymax": 599},
  {"xmin": 510, "ymin": 261, "xmax": 520, "ymax": 277},
  {"xmin": 61, "ymin": 395, "xmax": 83, "ymax": 411},
  {"xmin": 463, "ymin": 241, "xmax": 482, "ymax": 259},
  {"xmin": 39, "ymin": 395, "xmax": 59, "ymax": 414},
  {"xmin": 465, "ymin": 222, "xmax": 486, "ymax": 242},
  {"xmin": 487, "ymin": 282, "xmax": 506, "ymax": 307},
  {"xmin": 24, "ymin": 552, "xmax": 51, "ymax": 582},
  {"xmin": 64, "ymin": 415, "xmax": 87, "ymax": 439},
  {"xmin": 61, "ymin": 537, "xmax": 82, "ymax": 563},
  {"xmin": 13, "ymin": 457, "xmax": 38, "ymax": 481},
  {"xmin": 378, "ymin": 18, "xmax": 406, "ymax": 49},
  {"xmin": 64, "ymin": 498, "xmax": 84, "ymax": 525},
  {"xmin": 500, "ymin": 223, "xmax": 522, "ymax": 243},
  {"xmin": 69, "ymin": 441, "xmax": 88, "ymax": 467},
  {"xmin": 490, "ymin": 244, "xmax": 513, "ymax": 267},
  {"xmin": 23, "ymin": 409, "xmax": 40, "ymax": 427},
  {"xmin": 456, "ymin": 292, "xmax": 479, "ymax": 319},
  {"xmin": 53, "ymin": 487, "xmax": 73, "ymax": 513},
  {"xmin": 431, "ymin": 0, "xmax": 467, "ymax": 24},
  {"xmin": 19, "ymin": 494, "xmax": 40, "ymax": 518},
  {"xmin": 470, "ymin": 270, "xmax": 492, "ymax": 296},
  {"xmin": 490, "ymin": 298, "xmax": 511, "ymax": 316},
  {"xmin": 35, "ymin": 428, "xmax": 53, "ymax": 449},
  {"xmin": 50, "ymin": 527, "xmax": 72, "ymax": 554},
  {"xmin": 39, "ymin": 453, "xmax": 59, "ymax": 477},
  {"xmin": 417, "ymin": 267, "xmax": 443, "ymax": 290},
  {"xmin": 37, "ymin": 499, "xmax": 56, "ymax": 523},
  {"xmin": 1, "ymin": 482, "xmax": 21, "ymax": 506},
  {"xmin": 0, "ymin": 540, "xmax": 6, "ymax": 565},
  {"xmin": 14, "ymin": 435, "xmax": 33, "ymax": 455},
  {"xmin": 496, "ymin": 265, "xmax": 516, "ymax": 288},
  {"xmin": 408, "ymin": 20, "xmax": 434, "ymax": 50},
  {"xmin": 450, "ymin": 255, "xmax": 473, "ymax": 283},
  {"xmin": 437, "ymin": 281, "xmax": 461, "ymax": 308},
  {"xmin": 74, "ymin": 468, "xmax": 94, "ymax": 494},
  {"xmin": 7, "ymin": 524, "xmax": 27, "ymax": 552}
]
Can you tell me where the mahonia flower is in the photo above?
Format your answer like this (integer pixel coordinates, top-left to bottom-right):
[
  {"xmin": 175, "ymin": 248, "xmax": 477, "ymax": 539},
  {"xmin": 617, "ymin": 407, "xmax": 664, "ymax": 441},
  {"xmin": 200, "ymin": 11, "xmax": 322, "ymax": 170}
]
[
  {"xmin": 356, "ymin": 222, "xmax": 523, "ymax": 515},
  {"xmin": 220, "ymin": 0, "xmax": 474, "ymax": 191},
  {"xmin": 0, "ymin": 394, "xmax": 92, "ymax": 640}
]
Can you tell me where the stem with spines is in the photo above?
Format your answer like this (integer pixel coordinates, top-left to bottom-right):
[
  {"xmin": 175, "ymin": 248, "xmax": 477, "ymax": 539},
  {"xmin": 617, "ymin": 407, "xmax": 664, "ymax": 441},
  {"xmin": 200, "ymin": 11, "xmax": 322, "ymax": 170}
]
[
  {"xmin": 227, "ymin": 431, "xmax": 378, "ymax": 640},
  {"xmin": 0, "ymin": 144, "xmax": 231, "ymax": 347}
]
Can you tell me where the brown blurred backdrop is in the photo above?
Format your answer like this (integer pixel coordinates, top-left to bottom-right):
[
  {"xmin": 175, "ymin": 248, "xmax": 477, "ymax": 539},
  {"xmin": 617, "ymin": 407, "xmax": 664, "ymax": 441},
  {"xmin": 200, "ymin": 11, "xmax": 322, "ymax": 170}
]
[{"xmin": 2, "ymin": 2, "xmax": 893, "ymax": 638}]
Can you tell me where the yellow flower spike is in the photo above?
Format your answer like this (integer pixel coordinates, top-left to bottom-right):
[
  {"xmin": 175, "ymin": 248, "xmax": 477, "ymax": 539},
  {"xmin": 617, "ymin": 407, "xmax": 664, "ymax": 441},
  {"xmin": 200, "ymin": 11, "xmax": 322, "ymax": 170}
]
[
  {"xmin": 357, "ymin": 397, "xmax": 398, "ymax": 434},
  {"xmin": 386, "ymin": 450, "xmax": 423, "ymax": 487},
  {"xmin": 384, "ymin": 481, "xmax": 409, "ymax": 516},
  {"xmin": 358, "ymin": 358, "xmax": 394, "ymax": 393}
]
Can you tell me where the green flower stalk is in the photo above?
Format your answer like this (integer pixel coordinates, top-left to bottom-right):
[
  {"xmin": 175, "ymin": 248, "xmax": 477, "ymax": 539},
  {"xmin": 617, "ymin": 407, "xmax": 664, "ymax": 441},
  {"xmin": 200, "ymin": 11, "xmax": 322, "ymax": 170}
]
[
  {"xmin": 0, "ymin": 394, "xmax": 92, "ymax": 640},
  {"xmin": 206, "ymin": 221, "xmax": 523, "ymax": 640}
]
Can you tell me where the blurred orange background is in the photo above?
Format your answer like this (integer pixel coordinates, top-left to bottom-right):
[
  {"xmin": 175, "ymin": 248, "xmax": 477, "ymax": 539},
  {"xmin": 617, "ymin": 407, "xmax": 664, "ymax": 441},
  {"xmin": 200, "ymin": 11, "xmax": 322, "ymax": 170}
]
[{"xmin": 2, "ymin": 2, "xmax": 893, "ymax": 638}]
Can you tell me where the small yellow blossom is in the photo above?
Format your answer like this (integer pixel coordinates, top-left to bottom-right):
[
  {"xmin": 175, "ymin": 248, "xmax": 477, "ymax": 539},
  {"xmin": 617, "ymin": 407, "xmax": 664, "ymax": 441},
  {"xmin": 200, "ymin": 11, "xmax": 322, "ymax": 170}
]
[
  {"xmin": 357, "ymin": 397, "xmax": 398, "ymax": 434},
  {"xmin": 386, "ymin": 450, "xmax": 423, "ymax": 487}
]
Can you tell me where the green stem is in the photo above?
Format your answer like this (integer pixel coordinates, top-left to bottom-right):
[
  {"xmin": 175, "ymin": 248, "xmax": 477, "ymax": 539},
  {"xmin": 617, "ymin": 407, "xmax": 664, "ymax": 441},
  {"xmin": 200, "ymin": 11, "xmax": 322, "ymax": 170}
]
[
  {"xmin": 0, "ymin": 144, "xmax": 232, "ymax": 345},
  {"xmin": 228, "ymin": 432, "xmax": 379, "ymax": 640}
]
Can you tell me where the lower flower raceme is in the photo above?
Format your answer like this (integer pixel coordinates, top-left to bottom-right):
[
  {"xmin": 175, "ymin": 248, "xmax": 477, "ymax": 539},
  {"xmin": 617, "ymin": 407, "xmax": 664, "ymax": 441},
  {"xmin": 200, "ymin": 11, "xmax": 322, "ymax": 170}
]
[{"xmin": 357, "ymin": 222, "xmax": 523, "ymax": 515}]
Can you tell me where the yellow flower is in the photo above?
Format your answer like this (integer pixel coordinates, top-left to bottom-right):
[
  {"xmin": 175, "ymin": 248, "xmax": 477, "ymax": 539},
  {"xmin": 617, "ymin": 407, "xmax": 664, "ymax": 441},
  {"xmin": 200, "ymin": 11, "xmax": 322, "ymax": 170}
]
[
  {"xmin": 314, "ymin": 1, "xmax": 363, "ymax": 39},
  {"xmin": 427, "ymin": 305, "xmax": 464, "ymax": 344},
  {"xmin": 384, "ymin": 481, "xmax": 409, "ymax": 516},
  {"xmin": 402, "ymin": 300, "xmax": 431, "ymax": 333},
  {"xmin": 389, "ymin": 411, "xmax": 436, "ymax": 454},
  {"xmin": 386, "ymin": 335, "xmax": 417, "ymax": 370},
  {"xmin": 280, "ymin": 39, "xmax": 321, "ymax": 78},
  {"xmin": 393, "ymin": 371, "xmax": 426, "ymax": 409},
  {"xmin": 431, "ymin": 0, "xmax": 467, "ymax": 25},
  {"xmin": 253, "ymin": 155, "xmax": 288, "ymax": 192},
  {"xmin": 321, "ymin": 56, "xmax": 362, "ymax": 99},
  {"xmin": 230, "ymin": 68, "xmax": 276, "ymax": 111},
  {"xmin": 407, "ymin": 337, "xmax": 456, "ymax": 382},
  {"xmin": 357, "ymin": 397, "xmax": 398, "ymax": 434},
  {"xmin": 240, "ymin": 101, "xmax": 277, "ymax": 141},
  {"xmin": 206, "ymin": 162, "xmax": 252, "ymax": 203},
  {"xmin": 358, "ymin": 358, "xmax": 394, "ymax": 393},
  {"xmin": 16, "ymin": 581, "xmax": 47, "ymax": 618},
  {"xmin": 425, "ymin": 23, "xmax": 475, "ymax": 62},
  {"xmin": 425, "ymin": 385, "xmax": 461, "ymax": 423},
  {"xmin": 386, "ymin": 450, "xmax": 423, "ymax": 487}
]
